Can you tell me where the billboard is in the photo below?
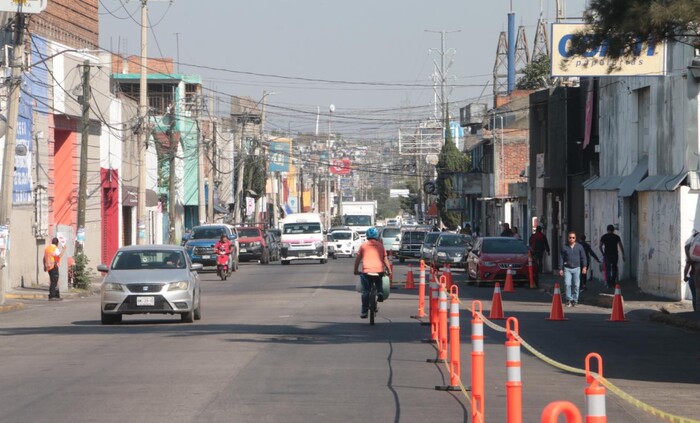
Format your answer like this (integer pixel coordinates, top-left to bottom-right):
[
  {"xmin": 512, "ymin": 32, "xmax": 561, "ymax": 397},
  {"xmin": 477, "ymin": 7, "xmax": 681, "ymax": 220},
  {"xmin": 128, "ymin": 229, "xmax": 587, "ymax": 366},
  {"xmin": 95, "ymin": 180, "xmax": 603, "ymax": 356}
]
[
  {"xmin": 329, "ymin": 158, "xmax": 351, "ymax": 175},
  {"xmin": 268, "ymin": 138, "xmax": 291, "ymax": 172},
  {"xmin": 0, "ymin": 0, "xmax": 47, "ymax": 13},
  {"xmin": 551, "ymin": 23, "xmax": 666, "ymax": 77}
]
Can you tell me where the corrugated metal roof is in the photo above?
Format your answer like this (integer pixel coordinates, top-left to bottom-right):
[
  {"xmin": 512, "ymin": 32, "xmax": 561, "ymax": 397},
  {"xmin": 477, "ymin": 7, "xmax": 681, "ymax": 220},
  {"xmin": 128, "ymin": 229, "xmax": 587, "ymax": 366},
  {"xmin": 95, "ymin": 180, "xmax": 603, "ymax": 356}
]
[
  {"xmin": 583, "ymin": 176, "xmax": 624, "ymax": 191},
  {"xmin": 618, "ymin": 156, "xmax": 648, "ymax": 197},
  {"xmin": 636, "ymin": 173, "xmax": 687, "ymax": 192}
]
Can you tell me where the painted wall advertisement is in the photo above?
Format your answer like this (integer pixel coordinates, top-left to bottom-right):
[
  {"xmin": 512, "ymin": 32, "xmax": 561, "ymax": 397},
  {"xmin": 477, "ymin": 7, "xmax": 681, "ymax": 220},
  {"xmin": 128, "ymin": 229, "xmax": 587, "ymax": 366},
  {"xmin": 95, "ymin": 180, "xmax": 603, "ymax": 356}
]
[
  {"xmin": 551, "ymin": 23, "xmax": 666, "ymax": 77},
  {"xmin": 14, "ymin": 91, "xmax": 34, "ymax": 204}
]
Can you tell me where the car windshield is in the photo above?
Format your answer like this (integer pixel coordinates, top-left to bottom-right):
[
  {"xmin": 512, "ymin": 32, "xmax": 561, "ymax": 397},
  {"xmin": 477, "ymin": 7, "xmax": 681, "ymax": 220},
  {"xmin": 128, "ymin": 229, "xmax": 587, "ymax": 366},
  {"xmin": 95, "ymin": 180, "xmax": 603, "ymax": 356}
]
[
  {"xmin": 423, "ymin": 232, "xmax": 441, "ymax": 244},
  {"xmin": 438, "ymin": 235, "xmax": 472, "ymax": 247},
  {"xmin": 344, "ymin": 215, "xmax": 372, "ymax": 225},
  {"xmin": 283, "ymin": 223, "xmax": 322, "ymax": 234},
  {"xmin": 238, "ymin": 228, "xmax": 261, "ymax": 237},
  {"xmin": 403, "ymin": 231, "xmax": 426, "ymax": 242},
  {"xmin": 382, "ymin": 228, "xmax": 401, "ymax": 238},
  {"xmin": 333, "ymin": 232, "xmax": 352, "ymax": 240},
  {"xmin": 483, "ymin": 238, "xmax": 529, "ymax": 254},
  {"xmin": 190, "ymin": 227, "xmax": 227, "ymax": 239},
  {"xmin": 112, "ymin": 250, "xmax": 187, "ymax": 270}
]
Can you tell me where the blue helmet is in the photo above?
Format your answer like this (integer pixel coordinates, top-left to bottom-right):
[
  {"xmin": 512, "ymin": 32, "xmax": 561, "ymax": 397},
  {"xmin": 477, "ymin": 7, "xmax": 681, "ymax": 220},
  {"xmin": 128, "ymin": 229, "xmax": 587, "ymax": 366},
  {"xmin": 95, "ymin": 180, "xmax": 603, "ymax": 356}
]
[{"xmin": 366, "ymin": 227, "xmax": 379, "ymax": 240}]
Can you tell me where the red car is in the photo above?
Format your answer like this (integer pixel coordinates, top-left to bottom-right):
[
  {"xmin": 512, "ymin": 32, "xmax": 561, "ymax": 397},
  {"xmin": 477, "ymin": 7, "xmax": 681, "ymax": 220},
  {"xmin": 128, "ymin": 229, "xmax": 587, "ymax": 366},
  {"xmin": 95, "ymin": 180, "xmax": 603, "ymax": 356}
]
[
  {"xmin": 466, "ymin": 237, "xmax": 537, "ymax": 286},
  {"xmin": 236, "ymin": 226, "xmax": 272, "ymax": 264}
]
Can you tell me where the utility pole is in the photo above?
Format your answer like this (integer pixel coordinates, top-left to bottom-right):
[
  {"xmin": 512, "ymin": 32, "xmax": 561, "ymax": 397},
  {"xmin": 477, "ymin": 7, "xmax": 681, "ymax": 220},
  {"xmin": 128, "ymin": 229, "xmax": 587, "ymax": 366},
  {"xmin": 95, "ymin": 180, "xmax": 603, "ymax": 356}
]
[
  {"xmin": 208, "ymin": 121, "xmax": 216, "ymax": 223},
  {"xmin": 137, "ymin": 0, "xmax": 149, "ymax": 244},
  {"xmin": 76, "ymin": 60, "xmax": 91, "ymax": 253},
  {"xmin": 299, "ymin": 164, "xmax": 304, "ymax": 212},
  {"xmin": 234, "ymin": 116, "xmax": 246, "ymax": 223},
  {"xmin": 167, "ymin": 102, "xmax": 177, "ymax": 244},
  {"xmin": 0, "ymin": 12, "xmax": 26, "ymax": 304}
]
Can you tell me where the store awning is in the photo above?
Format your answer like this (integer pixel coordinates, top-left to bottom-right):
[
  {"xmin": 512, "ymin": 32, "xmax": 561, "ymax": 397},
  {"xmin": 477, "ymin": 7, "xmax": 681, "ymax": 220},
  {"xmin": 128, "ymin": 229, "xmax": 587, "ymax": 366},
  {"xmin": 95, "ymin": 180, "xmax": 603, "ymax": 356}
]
[
  {"xmin": 583, "ymin": 175, "xmax": 624, "ymax": 191},
  {"xmin": 636, "ymin": 172, "xmax": 688, "ymax": 192},
  {"xmin": 618, "ymin": 156, "xmax": 648, "ymax": 197}
]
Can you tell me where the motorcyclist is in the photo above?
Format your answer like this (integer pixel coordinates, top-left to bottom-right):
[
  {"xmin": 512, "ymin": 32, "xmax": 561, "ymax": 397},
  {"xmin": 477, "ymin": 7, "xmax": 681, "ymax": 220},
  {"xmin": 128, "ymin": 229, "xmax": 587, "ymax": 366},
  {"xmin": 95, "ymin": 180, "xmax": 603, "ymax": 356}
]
[
  {"xmin": 214, "ymin": 234, "xmax": 232, "ymax": 272},
  {"xmin": 353, "ymin": 226, "xmax": 392, "ymax": 319}
]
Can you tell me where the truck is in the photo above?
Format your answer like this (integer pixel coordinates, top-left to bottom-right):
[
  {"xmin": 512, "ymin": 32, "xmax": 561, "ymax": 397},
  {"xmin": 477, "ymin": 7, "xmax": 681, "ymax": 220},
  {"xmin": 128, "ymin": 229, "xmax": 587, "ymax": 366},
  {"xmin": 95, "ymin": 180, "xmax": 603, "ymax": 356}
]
[
  {"xmin": 279, "ymin": 213, "xmax": 328, "ymax": 265},
  {"xmin": 340, "ymin": 201, "xmax": 377, "ymax": 238}
]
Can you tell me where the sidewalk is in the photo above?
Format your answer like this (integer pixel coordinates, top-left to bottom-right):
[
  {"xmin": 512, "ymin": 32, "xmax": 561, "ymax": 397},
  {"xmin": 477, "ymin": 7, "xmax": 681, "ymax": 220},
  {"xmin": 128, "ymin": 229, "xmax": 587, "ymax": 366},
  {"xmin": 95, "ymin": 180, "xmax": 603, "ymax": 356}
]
[
  {"xmin": 536, "ymin": 271, "xmax": 700, "ymax": 331},
  {"xmin": 0, "ymin": 282, "xmax": 99, "ymax": 313}
]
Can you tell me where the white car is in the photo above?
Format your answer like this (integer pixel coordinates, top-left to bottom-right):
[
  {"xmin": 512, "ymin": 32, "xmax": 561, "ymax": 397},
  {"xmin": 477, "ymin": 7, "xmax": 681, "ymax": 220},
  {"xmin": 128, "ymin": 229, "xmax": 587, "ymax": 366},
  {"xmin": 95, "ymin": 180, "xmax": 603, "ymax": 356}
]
[{"xmin": 331, "ymin": 230, "xmax": 363, "ymax": 257}]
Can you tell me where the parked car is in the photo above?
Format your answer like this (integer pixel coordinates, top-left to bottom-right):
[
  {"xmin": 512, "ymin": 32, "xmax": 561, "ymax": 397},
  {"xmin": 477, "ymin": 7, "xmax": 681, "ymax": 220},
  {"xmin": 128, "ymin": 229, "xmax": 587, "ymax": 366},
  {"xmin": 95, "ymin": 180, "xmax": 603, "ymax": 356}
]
[
  {"xmin": 325, "ymin": 233, "xmax": 337, "ymax": 259},
  {"xmin": 237, "ymin": 226, "xmax": 273, "ymax": 264},
  {"xmin": 466, "ymin": 236, "xmax": 535, "ymax": 287},
  {"xmin": 430, "ymin": 233, "xmax": 473, "ymax": 269},
  {"xmin": 184, "ymin": 224, "xmax": 239, "ymax": 271},
  {"xmin": 420, "ymin": 232, "xmax": 442, "ymax": 261},
  {"xmin": 330, "ymin": 229, "xmax": 363, "ymax": 257},
  {"xmin": 97, "ymin": 245, "xmax": 203, "ymax": 324},
  {"xmin": 265, "ymin": 230, "xmax": 281, "ymax": 262},
  {"xmin": 398, "ymin": 229, "xmax": 427, "ymax": 263},
  {"xmin": 380, "ymin": 226, "xmax": 402, "ymax": 256}
]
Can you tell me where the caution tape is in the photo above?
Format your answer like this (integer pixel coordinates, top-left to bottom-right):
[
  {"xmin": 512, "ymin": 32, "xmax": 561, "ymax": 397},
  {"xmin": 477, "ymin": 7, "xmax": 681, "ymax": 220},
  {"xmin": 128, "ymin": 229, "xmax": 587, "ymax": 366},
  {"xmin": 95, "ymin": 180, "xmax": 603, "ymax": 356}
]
[{"xmin": 463, "ymin": 306, "xmax": 700, "ymax": 423}]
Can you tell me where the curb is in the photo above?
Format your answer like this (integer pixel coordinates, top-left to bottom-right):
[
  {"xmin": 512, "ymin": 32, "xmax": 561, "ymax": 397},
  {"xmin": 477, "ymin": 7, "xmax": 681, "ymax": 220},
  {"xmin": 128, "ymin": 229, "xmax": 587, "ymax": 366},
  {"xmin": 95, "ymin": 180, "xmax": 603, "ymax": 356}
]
[
  {"xmin": 649, "ymin": 311, "xmax": 700, "ymax": 332},
  {"xmin": 6, "ymin": 288, "xmax": 95, "ymax": 301},
  {"xmin": 0, "ymin": 302, "xmax": 26, "ymax": 313}
]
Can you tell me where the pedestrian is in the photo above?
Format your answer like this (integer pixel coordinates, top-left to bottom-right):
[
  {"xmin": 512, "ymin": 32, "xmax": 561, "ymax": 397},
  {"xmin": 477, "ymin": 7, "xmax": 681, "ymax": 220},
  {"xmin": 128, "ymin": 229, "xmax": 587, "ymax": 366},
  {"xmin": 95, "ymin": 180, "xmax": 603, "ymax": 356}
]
[
  {"xmin": 43, "ymin": 237, "xmax": 66, "ymax": 301},
  {"xmin": 683, "ymin": 228, "xmax": 699, "ymax": 312},
  {"xmin": 558, "ymin": 231, "xmax": 587, "ymax": 307},
  {"xmin": 512, "ymin": 226, "xmax": 522, "ymax": 240},
  {"xmin": 577, "ymin": 234, "xmax": 600, "ymax": 291},
  {"xmin": 473, "ymin": 226, "xmax": 481, "ymax": 239},
  {"xmin": 528, "ymin": 225, "xmax": 550, "ymax": 274},
  {"xmin": 500, "ymin": 222, "xmax": 514, "ymax": 237},
  {"xmin": 599, "ymin": 224, "xmax": 625, "ymax": 289}
]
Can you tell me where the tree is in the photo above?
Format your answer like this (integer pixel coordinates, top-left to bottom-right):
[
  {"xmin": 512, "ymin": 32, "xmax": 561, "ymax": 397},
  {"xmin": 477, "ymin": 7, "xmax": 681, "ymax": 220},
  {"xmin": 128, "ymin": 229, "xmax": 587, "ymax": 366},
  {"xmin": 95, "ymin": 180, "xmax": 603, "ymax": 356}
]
[
  {"xmin": 436, "ymin": 115, "xmax": 471, "ymax": 230},
  {"xmin": 516, "ymin": 55, "xmax": 552, "ymax": 90},
  {"xmin": 569, "ymin": 0, "xmax": 700, "ymax": 59}
]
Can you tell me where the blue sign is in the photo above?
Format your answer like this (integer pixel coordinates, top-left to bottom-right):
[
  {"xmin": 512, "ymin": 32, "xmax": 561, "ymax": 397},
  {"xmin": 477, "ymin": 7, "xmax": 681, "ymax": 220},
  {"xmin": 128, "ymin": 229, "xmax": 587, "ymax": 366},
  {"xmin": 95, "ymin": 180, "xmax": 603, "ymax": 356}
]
[
  {"xmin": 268, "ymin": 140, "xmax": 290, "ymax": 172},
  {"xmin": 13, "ymin": 88, "xmax": 34, "ymax": 204}
]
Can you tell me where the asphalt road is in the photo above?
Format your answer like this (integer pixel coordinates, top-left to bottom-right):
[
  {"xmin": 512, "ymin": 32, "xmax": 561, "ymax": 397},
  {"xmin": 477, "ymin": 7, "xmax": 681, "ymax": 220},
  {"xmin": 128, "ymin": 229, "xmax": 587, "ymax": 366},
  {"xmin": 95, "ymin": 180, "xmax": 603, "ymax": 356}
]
[{"xmin": 0, "ymin": 258, "xmax": 698, "ymax": 423}]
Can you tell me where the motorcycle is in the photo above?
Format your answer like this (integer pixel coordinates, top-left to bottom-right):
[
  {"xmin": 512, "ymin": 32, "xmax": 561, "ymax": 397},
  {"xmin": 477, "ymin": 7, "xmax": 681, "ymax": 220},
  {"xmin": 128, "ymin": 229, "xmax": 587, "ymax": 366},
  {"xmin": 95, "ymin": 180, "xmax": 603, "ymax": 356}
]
[{"xmin": 216, "ymin": 247, "xmax": 230, "ymax": 281}]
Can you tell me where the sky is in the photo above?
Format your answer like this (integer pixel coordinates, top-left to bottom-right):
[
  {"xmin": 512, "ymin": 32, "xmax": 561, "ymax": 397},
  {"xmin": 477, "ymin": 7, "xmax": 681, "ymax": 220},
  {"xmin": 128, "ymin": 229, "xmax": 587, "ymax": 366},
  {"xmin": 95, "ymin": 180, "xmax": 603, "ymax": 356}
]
[{"xmin": 98, "ymin": 0, "xmax": 589, "ymax": 139}]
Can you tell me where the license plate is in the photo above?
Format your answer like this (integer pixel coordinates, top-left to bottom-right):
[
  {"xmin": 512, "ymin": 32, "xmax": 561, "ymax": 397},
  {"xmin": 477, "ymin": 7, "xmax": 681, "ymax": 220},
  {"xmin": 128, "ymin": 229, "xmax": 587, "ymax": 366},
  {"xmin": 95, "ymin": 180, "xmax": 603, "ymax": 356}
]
[
  {"xmin": 202, "ymin": 255, "xmax": 210, "ymax": 259},
  {"xmin": 298, "ymin": 252, "xmax": 306, "ymax": 257},
  {"xmin": 240, "ymin": 248, "xmax": 247, "ymax": 252},
  {"xmin": 507, "ymin": 269, "xmax": 516, "ymax": 275},
  {"xmin": 136, "ymin": 296, "xmax": 155, "ymax": 306},
  {"xmin": 453, "ymin": 258, "xmax": 460, "ymax": 262}
]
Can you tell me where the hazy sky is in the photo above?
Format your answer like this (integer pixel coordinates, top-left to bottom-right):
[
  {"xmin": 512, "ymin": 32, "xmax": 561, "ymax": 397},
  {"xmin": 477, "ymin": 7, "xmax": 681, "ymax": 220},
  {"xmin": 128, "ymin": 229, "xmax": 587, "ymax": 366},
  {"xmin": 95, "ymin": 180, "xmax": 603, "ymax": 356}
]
[{"xmin": 99, "ymin": 0, "xmax": 589, "ymax": 139}]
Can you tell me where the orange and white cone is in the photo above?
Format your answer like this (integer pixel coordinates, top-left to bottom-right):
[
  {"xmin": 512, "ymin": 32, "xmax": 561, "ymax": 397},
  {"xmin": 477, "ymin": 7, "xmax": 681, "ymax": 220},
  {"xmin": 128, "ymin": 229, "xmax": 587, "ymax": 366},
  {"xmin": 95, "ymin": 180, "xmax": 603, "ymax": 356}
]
[
  {"xmin": 608, "ymin": 284, "xmax": 628, "ymax": 322},
  {"xmin": 546, "ymin": 283, "xmax": 567, "ymax": 321},
  {"xmin": 503, "ymin": 265, "xmax": 515, "ymax": 293},
  {"xmin": 405, "ymin": 264, "xmax": 416, "ymax": 289},
  {"xmin": 489, "ymin": 282, "xmax": 505, "ymax": 320}
]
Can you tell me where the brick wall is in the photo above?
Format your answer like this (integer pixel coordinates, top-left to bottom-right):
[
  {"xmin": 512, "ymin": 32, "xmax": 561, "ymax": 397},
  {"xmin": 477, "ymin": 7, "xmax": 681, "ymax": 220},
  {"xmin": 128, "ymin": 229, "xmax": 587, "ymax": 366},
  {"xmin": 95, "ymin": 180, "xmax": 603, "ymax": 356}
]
[
  {"xmin": 495, "ymin": 128, "xmax": 529, "ymax": 197},
  {"xmin": 31, "ymin": 0, "xmax": 98, "ymax": 49},
  {"xmin": 111, "ymin": 55, "xmax": 174, "ymax": 74}
]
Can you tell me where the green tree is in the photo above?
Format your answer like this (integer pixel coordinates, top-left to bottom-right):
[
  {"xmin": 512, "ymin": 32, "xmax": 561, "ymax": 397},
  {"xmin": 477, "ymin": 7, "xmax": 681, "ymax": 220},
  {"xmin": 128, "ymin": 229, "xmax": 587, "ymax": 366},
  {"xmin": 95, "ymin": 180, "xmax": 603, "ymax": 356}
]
[
  {"xmin": 569, "ymin": 0, "xmax": 700, "ymax": 59},
  {"xmin": 516, "ymin": 55, "xmax": 552, "ymax": 90},
  {"xmin": 436, "ymin": 116, "xmax": 471, "ymax": 230}
]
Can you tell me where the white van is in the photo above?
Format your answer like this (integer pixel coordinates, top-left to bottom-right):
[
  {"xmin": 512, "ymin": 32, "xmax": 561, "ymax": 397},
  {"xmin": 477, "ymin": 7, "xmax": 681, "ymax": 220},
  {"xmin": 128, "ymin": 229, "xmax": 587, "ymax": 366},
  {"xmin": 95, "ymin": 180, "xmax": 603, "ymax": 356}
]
[{"xmin": 280, "ymin": 213, "xmax": 328, "ymax": 264}]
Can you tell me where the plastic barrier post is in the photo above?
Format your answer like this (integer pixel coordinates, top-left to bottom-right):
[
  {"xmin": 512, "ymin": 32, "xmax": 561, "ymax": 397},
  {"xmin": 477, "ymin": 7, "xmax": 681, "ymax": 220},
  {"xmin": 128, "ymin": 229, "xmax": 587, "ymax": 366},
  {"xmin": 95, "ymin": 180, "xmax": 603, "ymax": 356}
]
[
  {"xmin": 436, "ymin": 285, "xmax": 461, "ymax": 391},
  {"xmin": 528, "ymin": 253, "xmax": 537, "ymax": 289},
  {"xmin": 585, "ymin": 353, "xmax": 607, "ymax": 423},
  {"xmin": 472, "ymin": 301, "xmax": 484, "ymax": 422},
  {"xmin": 445, "ymin": 264, "xmax": 453, "ymax": 289},
  {"xmin": 427, "ymin": 278, "xmax": 448, "ymax": 363},
  {"xmin": 405, "ymin": 263, "xmax": 416, "ymax": 289},
  {"xmin": 421, "ymin": 275, "xmax": 440, "ymax": 338},
  {"xmin": 541, "ymin": 401, "xmax": 583, "ymax": 423},
  {"xmin": 506, "ymin": 317, "xmax": 522, "ymax": 423},
  {"xmin": 411, "ymin": 260, "xmax": 426, "ymax": 319}
]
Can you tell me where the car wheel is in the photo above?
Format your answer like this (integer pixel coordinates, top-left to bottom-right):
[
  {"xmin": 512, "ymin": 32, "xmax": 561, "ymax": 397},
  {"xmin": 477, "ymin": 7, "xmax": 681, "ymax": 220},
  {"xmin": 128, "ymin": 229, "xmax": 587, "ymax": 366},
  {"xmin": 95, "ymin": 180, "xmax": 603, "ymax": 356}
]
[
  {"xmin": 181, "ymin": 309, "xmax": 195, "ymax": 323},
  {"xmin": 194, "ymin": 297, "xmax": 202, "ymax": 321},
  {"xmin": 101, "ymin": 311, "xmax": 121, "ymax": 325},
  {"xmin": 281, "ymin": 260, "xmax": 290, "ymax": 265},
  {"xmin": 320, "ymin": 259, "xmax": 327, "ymax": 264}
]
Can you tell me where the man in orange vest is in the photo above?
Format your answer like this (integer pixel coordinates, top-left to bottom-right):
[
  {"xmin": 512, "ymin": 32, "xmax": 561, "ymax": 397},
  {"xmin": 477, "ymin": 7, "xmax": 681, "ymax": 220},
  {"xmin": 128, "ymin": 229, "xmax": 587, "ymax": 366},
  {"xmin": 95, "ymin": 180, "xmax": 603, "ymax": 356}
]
[{"xmin": 44, "ymin": 237, "xmax": 65, "ymax": 301}]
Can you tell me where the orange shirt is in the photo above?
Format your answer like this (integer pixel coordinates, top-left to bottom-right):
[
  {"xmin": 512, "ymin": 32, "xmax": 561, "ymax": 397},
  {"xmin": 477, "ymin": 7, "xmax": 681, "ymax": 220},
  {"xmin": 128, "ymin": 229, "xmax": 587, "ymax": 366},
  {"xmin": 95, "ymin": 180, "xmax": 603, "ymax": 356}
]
[
  {"xmin": 357, "ymin": 239, "xmax": 387, "ymax": 273},
  {"xmin": 44, "ymin": 244, "xmax": 61, "ymax": 271}
]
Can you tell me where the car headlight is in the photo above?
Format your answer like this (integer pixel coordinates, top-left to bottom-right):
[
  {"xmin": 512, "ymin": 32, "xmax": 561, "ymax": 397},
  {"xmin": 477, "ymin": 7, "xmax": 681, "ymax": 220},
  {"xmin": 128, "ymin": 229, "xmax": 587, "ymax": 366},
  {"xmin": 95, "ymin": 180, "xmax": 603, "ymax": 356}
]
[
  {"xmin": 281, "ymin": 242, "xmax": 290, "ymax": 249},
  {"xmin": 103, "ymin": 282, "xmax": 124, "ymax": 292},
  {"xmin": 252, "ymin": 241, "xmax": 261, "ymax": 246},
  {"xmin": 437, "ymin": 252, "xmax": 447, "ymax": 257},
  {"xmin": 483, "ymin": 261, "xmax": 497, "ymax": 267},
  {"xmin": 453, "ymin": 254, "xmax": 463, "ymax": 259},
  {"xmin": 168, "ymin": 281, "xmax": 190, "ymax": 291}
]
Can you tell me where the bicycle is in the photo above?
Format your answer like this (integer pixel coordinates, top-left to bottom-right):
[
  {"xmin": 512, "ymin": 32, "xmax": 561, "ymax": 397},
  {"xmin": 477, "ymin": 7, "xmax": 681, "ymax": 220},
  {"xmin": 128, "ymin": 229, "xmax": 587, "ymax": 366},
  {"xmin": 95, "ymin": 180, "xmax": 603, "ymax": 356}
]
[{"xmin": 368, "ymin": 280, "xmax": 378, "ymax": 325}]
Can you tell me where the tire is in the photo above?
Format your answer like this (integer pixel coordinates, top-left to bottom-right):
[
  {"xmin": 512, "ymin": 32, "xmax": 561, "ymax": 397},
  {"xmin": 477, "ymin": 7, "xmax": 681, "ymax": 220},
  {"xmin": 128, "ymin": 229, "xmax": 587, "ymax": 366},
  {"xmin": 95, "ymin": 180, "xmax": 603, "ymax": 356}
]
[
  {"xmin": 181, "ymin": 309, "xmax": 195, "ymax": 323},
  {"xmin": 320, "ymin": 259, "xmax": 327, "ymax": 264},
  {"xmin": 101, "ymin": 311, "xmax": 121, "ymax": 325},
  {"xmin": 194, "ymin": 297, "xmax": 202, "ymax": 321},
  {"xmin": 219, "ymin": 267, "xmax": 226, "ymax": 281},
  {"xmin": 261, "ymin": 250, "xmax": 269, "ymax": 265},
  {"xmin": 369, "ymin": 293, "xmax": 376, "ymax": 325},
  {"xmin": 281, "ymin": 260, "xmax": 290, "ymax": 265}
]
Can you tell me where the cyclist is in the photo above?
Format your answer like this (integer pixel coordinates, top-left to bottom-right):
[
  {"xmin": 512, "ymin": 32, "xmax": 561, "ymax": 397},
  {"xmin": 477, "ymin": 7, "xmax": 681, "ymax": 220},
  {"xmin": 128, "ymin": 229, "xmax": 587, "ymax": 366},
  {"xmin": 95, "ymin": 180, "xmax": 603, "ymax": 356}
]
[{"xmin": 353, "ymin": 226, "xmax": 392, "ymax": 319}]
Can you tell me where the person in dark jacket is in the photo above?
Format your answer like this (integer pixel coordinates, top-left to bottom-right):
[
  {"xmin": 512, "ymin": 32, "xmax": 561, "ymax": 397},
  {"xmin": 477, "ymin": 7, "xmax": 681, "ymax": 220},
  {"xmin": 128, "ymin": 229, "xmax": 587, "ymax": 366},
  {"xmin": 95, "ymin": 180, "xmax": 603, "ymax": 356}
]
[
  {"xmin": 577, "ymin": 234, "xmax": 600, "ymax": 291},
  {"xmin": 528, "ymin": 226, "xmax": 550, "ymax": 274},
  {"xmin": 559, "ymin": 231, "xmax": 587, "ymax": 307},
  {"xmin": 500, "ymin": 222, "xmax": 513, "ymax": 237}
]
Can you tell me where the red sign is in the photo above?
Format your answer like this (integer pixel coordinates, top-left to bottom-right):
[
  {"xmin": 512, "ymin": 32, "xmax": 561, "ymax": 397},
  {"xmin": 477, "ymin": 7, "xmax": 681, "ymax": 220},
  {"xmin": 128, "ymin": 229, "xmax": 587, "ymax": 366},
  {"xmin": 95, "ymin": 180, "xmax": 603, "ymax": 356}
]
[{"xmin": 329, "ymin": 158, "xmax": 351, "ymax": 175}]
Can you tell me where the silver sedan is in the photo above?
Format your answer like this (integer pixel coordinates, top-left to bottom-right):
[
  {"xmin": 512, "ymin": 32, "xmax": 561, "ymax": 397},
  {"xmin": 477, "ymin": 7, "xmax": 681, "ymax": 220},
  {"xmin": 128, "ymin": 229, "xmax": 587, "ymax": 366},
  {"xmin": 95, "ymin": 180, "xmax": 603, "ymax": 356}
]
[{"xmin": 97, "ymin": 245, "xmax": 203, "ymax": 325}]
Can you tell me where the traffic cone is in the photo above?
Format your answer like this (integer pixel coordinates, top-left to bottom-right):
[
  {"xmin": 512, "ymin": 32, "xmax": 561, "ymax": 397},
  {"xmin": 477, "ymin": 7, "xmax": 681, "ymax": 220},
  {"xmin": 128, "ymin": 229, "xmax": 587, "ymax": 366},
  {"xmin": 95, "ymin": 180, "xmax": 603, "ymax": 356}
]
[
  {"xmin": 489, "ymin": 283, "xmax": 505, "ymax": 320},
  {"xmin": 405, "ymin": 264, "xmax": 416, "ymax": 289},
  {"xmin": 546, "ymin": 283, "xmax": 567, "ymax": 321},
  {"xmin": 445, "ymin": 264, "xmax": 453, "ymax": 289},
  {"xmin": 608, "ymin": 284, "xmax": 628, "ymax": 322},
  {"xmin": 503, "ymin": 264, "xmax": 515, "ymax": 293}
]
